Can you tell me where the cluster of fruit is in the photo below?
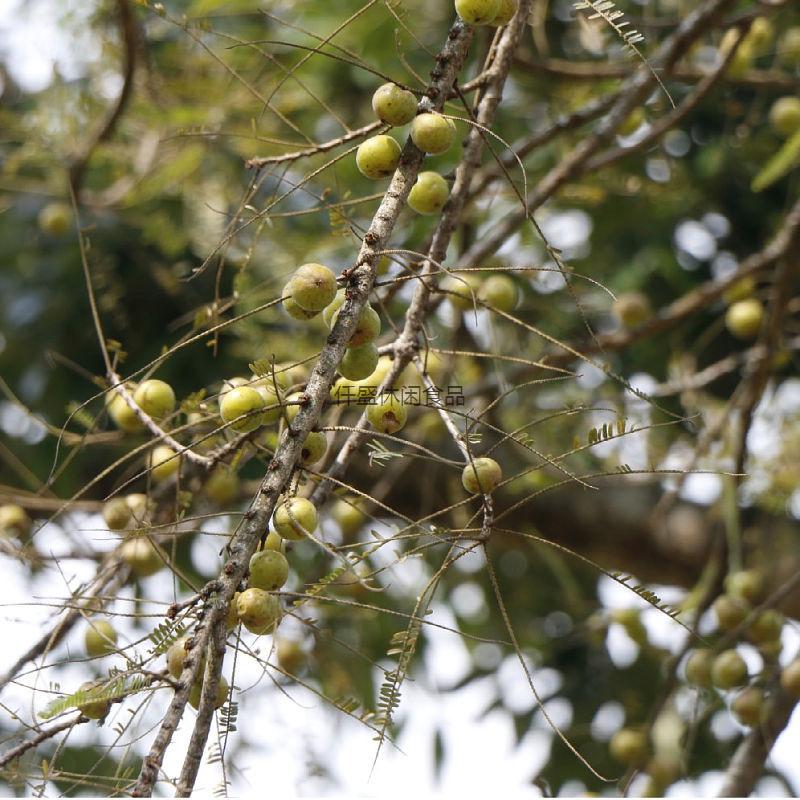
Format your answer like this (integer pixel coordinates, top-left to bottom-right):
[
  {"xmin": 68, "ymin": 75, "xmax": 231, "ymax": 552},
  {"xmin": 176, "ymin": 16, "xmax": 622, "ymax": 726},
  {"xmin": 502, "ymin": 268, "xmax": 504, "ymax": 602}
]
[
  {"xmin": 720, "ymin": 18, "xmax": 800, "ymax": 78},
  {"xmin": 439, "ymin": 270, "xmax": 519, "ymax": 314}
]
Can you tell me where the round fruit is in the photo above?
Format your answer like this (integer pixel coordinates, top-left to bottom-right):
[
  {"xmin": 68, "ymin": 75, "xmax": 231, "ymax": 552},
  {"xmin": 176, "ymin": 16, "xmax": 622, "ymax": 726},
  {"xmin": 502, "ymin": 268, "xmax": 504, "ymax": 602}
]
[
  {"xmin": 283, "ymin": 391, "xmax": 303, "ymax": 423},
  {"xmin": 300, "ymin": 431, "xmax": 328, "ymax": 466},
  {"xmin": 76, "ymin": 681, "xmax": 111, "ymax": 720},
  {"xmin": 277, "ymin": 638, "xmax": 305, "ymax": 673},
  {"xmin": 731, "ymin": 687, "xmax": 765, "ymax": 727},
  {"xmin": 263, "ymin": 530, "xmax": 286, "ymax": 553},
  {"xmin": 780, "ymin": 660, "xmax": 800, "ymax": 698},
  {"xmin": 768, "ymin": 97, "xmax": 800, "ymax": 138},
  {"xmin": 366, "ymin": 394, "xmax": 408, "ymax": 434},
  {"xmin": 685, "ymin": 649, "xmax": 714, "ymax": 688},
  {"xmin": 410, "ymin": 113, "xmax": 456, "ymax": 155},
  {"xmin": 166, "ymin": 636, "xmax": 204, "ymax": 679},
  {"xmin": 714, "ymin": 594, "xmax": 750, "ymax": 631},
  {"xmin": 372, "ymin": 83, "xmax": 417, "ymax": 126},
  {"xmin": 120, "ymin": 537, "xmax": 163, "ymax": 577},
  {"xmin": 618, "ymin": 108, "xmax": 646, "ymax": 137},
  {"xmin": 236, "ymin": 588, "xmax": 281, "ymax": 633},
  {"xmin": 188, "ymin": 675, "xmax": 228, "ymax": 711},
  {"xmin": 725, "ymin": 299, "xmax": 763, "ymax": 340},
  {"xmin": 330, "ymin": 304, "xmax": 381, "ymax": 347},
  {"xmin": 440, "ymin": 273, "xmax": 482, "ymax": 311},
  {"xmin": 725, "ymin": 570, "xmax": 766, "ymax": 605},
  {"xmin": 408, "ymin": 171, "xmax": 449, "ymax": 215},
  {"xmin": 612, "ymin": 291, "xmax": 651, "ymax": 328},
  {"xmin": 490, "ymin": 0, "xmax": 517, "ymax": 26},
  {"xmin": 250, "ymin": 378, "xmax": 284, "ymax": 424},
  {"xmin": 125, "ymin": 494, "xmax": 151, "ymax": 526},
  {"xmin": 282, "ymin": 292, "xmax": 320, "ymax": 320},
  {"xmin": 480, "ymin": 274, "xmax": 518, "ymax": 312},
  {"xmin": 204, "ymin": 468, "xmax": 240, "ymax": 506},
  {"xmin": 133, "ymin": 379, "xmax": 176, "ymax": 419},
  {"xmin": 461, "ymin": 457, "xmax": 503, "ymax": 494},
  {"xmin": 611, "ymin": 608, "xmax": 648, "ymax": 646},
  {"xmin": 148, "ymin": 445, "xmax": 180, "ymax": 482},
  {"xmin": 38, "ymin": 202, "xmax": 71, "ymax": 236},
  {"xmin": 102, "ymin": 498, "xmax": 132, "ymax": 532},
  {"xmin": 722, "ymin": 276, "xmax": 755, "ymax": 305},
  {"xmin": 340, "ymin": 343, "xmax": 379, "ymax": 381},
  {"xmin": 748, "ymin": 609, "xmax": 784, "ymax": 644},
  {"xmin": 777, "ymin": 27, "xmax": 800, "ymax": 67},
  {"xmin": 289, "ymin": 263, "xmax": 338, "ymax": 312},
  {"xmin": 609, "ymin": 728, "xmax": 649, "ymax": 766},
  {"xmin": 274, "ymin": 497, "xmax": 317, "ymax": 541},
  {"xmin": 105, "ymin": 386, "xmax": 145, "ymax": 433},
  {"xmin": 757, "ymin": 638, "xmax": 783, "ymax": 660},
  {"xmin": 322, "ymin": 289, "xmax": 347, "ymax": 327},
  {"xmin": 249, "ymin": 549, "xmax": 289, "ymax": 591},
  {"xmin": 711, "ymin": 649, "xmax": 748, "ymax": 690},
  {"xmin": 356, "ymin": 135, "xmax": 402, "ymax": 179},
  {"xmin": 455, "ymin": 0, "xmax": 501, "ymax": 25},
  {"xmin": 0, "ymin": 504, "xmax": 32, "ymax": 539},
  {"xmin": 84, "ymin": 619, "xmax": 117, "ymax": 658},
  {"xmin": 219, "ymin": 386, "xmax": 266, "ymax": 433},
  {"xmin": 226, "ymin": 594, "xmax": 240, "ymax": 630},
  {"xmin": 747, "ymin": 17, "xmax": 773, "ymax": 53},
  {"xmin": 331, "ymin": 497, "xmax": 366, "ymax": 537}
]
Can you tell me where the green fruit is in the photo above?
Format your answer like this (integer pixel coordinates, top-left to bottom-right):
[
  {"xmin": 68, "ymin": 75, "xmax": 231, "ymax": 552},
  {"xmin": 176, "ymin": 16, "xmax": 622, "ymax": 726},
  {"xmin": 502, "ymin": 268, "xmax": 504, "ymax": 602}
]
[
  {"xmin": 249, "ymin": 549, "xmax": 289, "ymax": 591},
  {"xmin": 226, "ymin": 594, "xmax": 240, "ymax": 630},
  {"xmin": 410, "ymin": 113, "xmax": 456, "ymax": 155},
  {"xmin": 685, "ymin": 649, "xmax": 714, "ymax": 688},
  {"xmin": 102, "ymin": 498, "xmax": 132, "ymax": 532},
  {"xmin": 38, "ymin": 202, "xmax": 71, "ymax": 236},
  {"xmin": 188, "ymin": 675, "xmax": 228, "ymax": 711},
  {"xmin": 125, "ymin": 493, "xmax": 152, "ymax": 526},
  {"xmin": 274, "ymin": 497, "xmax": 317, "ymax": 541},
  {"xmin": 768, "ymin": 97, "xmax": 800, "ymax": 138},
  {"xmin": 356, "ymin": 135, "xmax": 401, "ymax": 179},
  {"xmin": 748, "ymin": 609, "xmax": 784, "ymax": 644},
  {"xmin": 133, "ymin": 379, "xmax": 176, "ymax": 419},
  {"xmin": 322, "ymin": 289, "xmax": 347, "ymax": 327},
  {"xmin": 461, "ymin": 457, "xmax": 503, "ymax": 494},
  {"xmin": 219, "ymin": 386, "xmax": 267, "ymax": 433},
  {"xmin": 340, "ymin": 343, "xmax": 379, "ymax": 381},
  {"xmin": 263, "ymin": 530, "xmax": 286, "ymax": 553},
  {"xmin": 331, "ymin": 497, "xmax": 366, "ymax": 537},
  {"xmin": 250, "ymin": 378, "xmax": 284, "ymax": 424},
  {"xmin": 277, "ymin": 639, "xmax": 305, "ymax": 673},
  {"xmin": 440, "ymin": 273, "xmax": 482, "ymax": 310},
  {"xmin": 479, "ymin": 274, "xmax": 518, "ymax": 312},
  {"xmin": 283, "ymin": 292, "xmax": 320, "ymax": 320},
  {"xmin": 612, "ymin": 291, "xmax": 651, "ymax": 328},
  {"xmin": 723, "ymin": 276, "xmax": 756, "ymax": 305},
  {"xmin": 408, "ymin": 171, "xmax": 449, "ymax": 215},
  {"xmin": 714, "ymin": 594, "xmax": 750, "ymax": 631},
  {"xmin": 731, "ymin": 687, "xmax": 765, "ymax": 727},
  {"xmin": 609, "ymin": 728, "xmax": 649, "ymax": 766},
  {"xmin": 455, "ymin": 0, "xmax": 501, "ymax": 26},
  {"xmin": 236, "ymin": 588, "xmax": 280, "ymax": 633},
  {"xmin": 331, "ymin": 304, "xmax": 381, "ymax": 347},
  {"xmin": 747, "ymin": 17, "xmax": 773, "ymax": 53},
  {"xmin": 84, "ymin": 619, "xmax": 118, "ymax": 657},
  {"xmin": 283, "ymin": 391, "xmax": 303, "ymax": 423},
  {"xmin": 490, "ymin": 0, "xmax": 517, "ymax": 26},
  {"xmin": 300, "ymin": 431, "xmax": 327, "ymax": 466},
  {"xmin": 166, "ymin": 636, "xmax": 205, "ymax": 679},
  {"xmin": 120, "ymin": 537, "xmax": 163, "ymax": 577},
  {"xmin": 76, "ymin": 681, "xmax": 111, "ymax": 720},
  {"xmin": 289, "ymin": 263, "xmax": 338, "ymax": 312},
  {"xmin": 105, "ymin": 386, "xmax": 145, "ymax": 433},
  {"xmin": 372, "ymin": 83, "xmax": 417, "ymax": 126},
  {"xmin": 725, "ymin": 300, "xmax": 763, "ymax": 340},
  {"xmin": 148, "ymin": 445, "xmax": 180, "ymax": 482},
  {"xmin": 757, "ymin": 638, "xmax": 783, "ymax": 660},
  {"xmin": 0, "ymin": 504, "xmax": 32, "ymax": 539},
  {"xmin": 366, "ymin": 394, "xmax": 408, "ymax": 434},
  {"xmin": 612, "ymin": 608, "xmax": 648, "ymax": 646},
  {"xmin": 725, "ymin": 570, "xmax": 766, "ymax": 605},
  {"xmin": 777, "ymin": 27, "xmax": 800, "ymax": 67},
  {"xmin": 205, "ymin": 468, "xmax": 240, "ymax": 506},
  {"xmin": 780, "ymin": 660, "xmax": 800, "ymax": 698},
  {"xmin": 618, "ymin": 108, "xmax": 646, "ymax": 137},
  {"xmin": 711, "ymin": 649, "xmax": 748, "ymax": 690}
]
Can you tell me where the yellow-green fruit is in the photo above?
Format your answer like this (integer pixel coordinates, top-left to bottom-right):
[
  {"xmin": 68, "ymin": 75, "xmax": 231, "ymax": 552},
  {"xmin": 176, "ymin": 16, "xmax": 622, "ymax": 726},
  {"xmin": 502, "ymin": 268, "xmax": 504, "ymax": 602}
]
[
  {"xmin": 725, "ymin": 570, "xmax": 766, "ymax": 605},
  {"xmin": 105, "ymin": 387, "xmax": 145, "ymax": 433},
  {"xmin": 356, "ymin": 135, "xmax": 401, "ymax": 179},
  {"xmin": 646, "ymin": 754, "xmax": 681, "ymax": 791},
  {"xmin": 289, "ymin": 263, "xmax": 338, "ymax": 312},
  {"xmin": 322, "ymin": 289, "xmax": 346, "ymax": 327},
  {"xmin": 748, "ymin": 609, "xmax": 784, "ymax": 644},
  {"xmin": 226, "ymin": 594, "xmax": 240, "ymax": 630},
  {"xmin": 283, "ymin": 391, "xmax": 303, "ymax": 423},
  {"xmin": 722, "ymin": 276, "xmax": 756, "ymax": 305},
  {"xmin": 441, "ymin": 273, "xmax": 482, "ymax": 311},
  {"xmin": 725, "ymin": 299, "xmax": 764, "ymax": 340},
  {"xmin": 133, "ymin": 379, "xmax": 176, "ymax": 419},
  {"xmin": 275, "ymin": 361, "xmax": 308, "ymax": 389},
  {"xmin": 76, "ymin": 681, "xmax": 111, "ymax": 720},
  {"xmin": 711, "ymin": 649, "xmax": 748, "ymax": 690},
  {"xmin": 613, "ymin": 291, "xmax": 651, "ymax": 328},
  {"xmin": 283, "ymin": 292, "xmax": 320, "ymax": 320},
  {"xmin": 685, "ymin": 648, "xmax": 714, "ymax": 688},
  {"xmin": 120, "ymin": 537, "xmax": 163, "ymax": 577},
  {"xmin": 300, "ymin": 431, "xmax": 327, "ymax": 466},
  {"xmin": 219, "ymin": 386, "xmax": 266, "ymax": 433},
  {"xmin": 777, "ymin": 27, "xmax": 800, "ymax": 67},
  {"xmin": 340, "ymin": 343, "xmax": 379, "ymax": 381},
  {"xmin": 38, "ymin": 202, "xmax": 71, "ymax": 236},
  {"xmin": 747, "ymin": 17, "xmax": 773, "ymax": 53},
  {"xmin": 758, "ymin": 638, "xmax": 783, "ymax": 660},
  {"xmin": 480, "ymin": 274, "xmax": 518, "ymax": 312},
  {"xmin": 408, "ymin": 171, "xmax": 449, "ymax": 215},
  {"xmin": 148, "ymin": 446, "xmax": 180, "ymax": 482},
  {"xmin": 461, "ymin": 457, "xmax": 503, "ymax": 494},
  {"xmin": 277, "ymin": 639, "xmax": 305, "ymax": 674},
  {"xmin": 331, "ymin": 304, "xmax": 381, "ymax": 347},
  {"xmin": 410, "ymin": 113, "xmax": 456, "ymax": 155},
  {"xmin": 331, "ymin": 497, "xmax": 366, "ymax": 537},
  {"xmin": 166, "ymin": 636, "xmax": 204, "ymax": 679},
  {"xmin": 204, "ymin": 468, "xmax": 240, "ymax": 506},
  {"xmin": 609, "ymin": 728, "xmax": 649, "ymax": 766},
  {"xmin": 363, "ymin": 355, "xmax": 418, "ymax": 391},
  {"xmin": 714, "ymin": 594, "xmax": 750, "ymax": 631},
  {"xmin": 102, "ymin": 498, "xmax": 132, "ymax": 532},
  {"xmin": 612, "ymin": 608, "xmax": 648, "ymax": 646},
  {"xmin": 250, "ymin": 378, "xmax": 284, "ymax": 424},
  {"xmin": 366, "ymin": 394, "xmax": 408, "ymax": 434},
  {"xmin": 731, "ymin": 687, "xmax": 766, "ymax": 727},
  {"xmin": 490, "ymin": 0, "xmax": 517, "ymax": 26},
  {"xmin": 769, "ymin": 97, "xmax": 800, "ymax": 138},
  {"xmin": 264, "ymin": 530, "xmax": 285, "ymax": 553},
  {"xmin": 720, "ymin": 29, "xmax": 754, "ymax": 77},
  {"xmin": 618, "ymin": 107, "xmax": 646, "ymax": 137},
  {"xmin": 84, "ymin": 619, "xmax": 118, "ymax": 657},
  {"xmin": 274, "ymin": 497, "xmax": 317, "ymax": 541},
  {"xmin": 455, "ymin": 0, "xmax": 501, "ymax": 25},
  {"xmin": 372, "ymin": 83, "xmax": 417, "ymax": 126},
  {"xmin": 249, "ymin": 549, "xmax": 289, "ymax": 591},
  {"xmin": 125, "ymin": 494, "xmax": 151, "ymax": 526},
  {"xmin": 0, "ymin": 504, "xmax": 32, "ymax": 539},
  {"xmin": 780, "ymin": 660, "xmax": 800, "ymax": 698},
  {"xmin": 236, "ymin": 588, "xmax": 281, "ymax": 633},
  {"xmin": 331, "ymin": 376, "xmax": 360, "ymax": 404},
  {"xmin": 188, "ymin": 675, "xmax": 229, "ymax": 711}
]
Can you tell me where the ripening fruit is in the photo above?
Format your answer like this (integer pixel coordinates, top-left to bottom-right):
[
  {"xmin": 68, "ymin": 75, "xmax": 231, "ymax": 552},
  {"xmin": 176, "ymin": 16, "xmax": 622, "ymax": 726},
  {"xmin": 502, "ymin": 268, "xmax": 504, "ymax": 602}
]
[
  {"xmin": 283, "ymin": 292, "xmax": 320, "ymax": 320},
  {"xmin": 748, "ymin": 609, "xmax": 784, "ymax": 644},
  {"xmin": 747, "ymin": 17, "xmax": 773, "ymax": 53},
  {"xmin": 479, "ymin": 274, "xmax": 518, "ymax": 312},
  {"xmin": 38, "ymin": 202, "xmax": 71, "ymax": 236},
  {"xmin": 148, "ymin": 445, "xmax": 180, "ymax": 482},
  {"xmin": 102, "ymin": 498, "xmax": 132, "ymax": 532},
  {"xmin": 363, "ymin": 355, "xmax": 418, "ymax": 392},
  {"xmin": 133, "ymin": 379, "xmax": 176, "ymax": 419},
  {"xmin": 167, "ymin": 636, "xmax": 204, "ymax": 679},
  {"xmin": 366, "ymin": 394, "xmax": 408, "ymax": 434},
  {"xmin": 725, "ymin": 299, "xmax": 763, "ymax": 340},
  {"xmin": 685, "ymin": 649, "xmax": 714, "ymax": 688},
  {"xmin": 613, "ymin": 291, "xmax": 651, "ymax": 328},
  {"xmin": 711, "ymin": 649, "xmax": 748, "ymax": 690},
  {"xmin": 714, "ymin": 594, "xmax": 750, "ymax": 631},
  {"xmin": 731, "ymin": 687, "xmax": 766, "ymax": 727},
  {"xmin": 105, "ymin": 386, "xmax": 145, "ymax": 433},
  {"xmin": 120, "ymin": 537, "xmax": 163, "ymax": 577},
  {"xmin": 340, "ymin": 343, "xmax": 380, "ymax": 381},
  {"xmin": 780, "ymin": 660, "xmax": 800, "ymax": 698},
  {"xmin": 264, "ymin": 530, "xmax": 285, "ymax": 553},
  {"xmin": 226, "ymin": 594, "xmax": 240, "ymax": 630},
  {"xmin": 490, "ymin": 0, "xmax": 517, "ymax": 26},
  {"xmin": 722, "ymin": 276, "xmax": 756, "ymax": 305},
  {"xmin": 300, "ymin": 430, "xmax": 327, "ymax": 466},
  {"xmin": 440, "ymin": 273, "xmax": 482, "ymax": 311},
  {"xmin": 356, "ymin": 135, "xmax": 401, "ymax": 179},
  {"xmin": 372, "ymin": 83, "xmax": 417, "ymax": 126},
  {"xmin": 125, "ymin": 493, "xmax": 151, "ymax": 526},
  {"xmin": 76, "ymin": 681, "xmax": 111, "ymax": 720},
  {"xmin": 219, "ymin": 386, "xmax": 267, "ymax": 433},
  {"xmin": 777, "ymin": 27, "xmax": 800, "ymax": 67},
  {"xmin": 249, "ymin": 549, "xmax": 289, "ymax": 591},
  {"xmin": 274, "ymin": 497, "xmax": 317, "ymax": 541},
  {"xmin": 720, "ymin": 29, "xmax": 754, "ymax": 78},
  {"xmin": 289, "ymin": 263, "xmax": 338, "ymax": 312},
  {"xmin": 618, "ymin": 108, "xmax": 646, "ymax": 137},
  {"xmin": 204, "ymin": 468, "xmax": 240, "ymax": 506},
  {"xmin": 725, "ymin": 569, "xmax": 766, "ymax": 605},
  {"xmin": 768, "ymin": 97, "xmax": 800, "ymax": 138},
  {"xmin": 609, "ymin": 728, "xmax": 649, "ymax": 766},
  {"xmin": 322, "ymin": 289, "xmax": 346, "ymax": 327},
  {"xmin": 408, "ymin": 171, "xmax": 449, "ymax": 215},
  {"xmin": 0, "ymin": 503, "xmax": 32, "ymax": 539},
  {"xmin": 85, "ymin": 619, "xmax": 118, "ymax": 657},
  {"xmin": 455, "ymin": 0, "xmax": 501, "ymax": 25},
  {"xmin": 236, "ymin": 588, "xmax": 281, "ymax": 633},
  {"xmin": 250, "ymin": 378, "xmax": 283, "ymax": 424},
  {"xmin": 331, "ymin": 497, "xmax": 367, "ymax": 537},
  {"xmin": 277, "ymin": 639, "xmax": 305, "ymax": 674},
  {"xmin": 410, "ymin": 113, "xmax": 456, "ymax": 155},
  {"xmin": 461, "ymin": 457, "xmax": 503, "ymax": 494},
  {"xmin": 330, "ymin": 303, "xmax": 381, "ymax": 347},
  {"xmin": 188, "ymin": 675, "xmax": 229, "ymax": 711},
  {"xmin": 283, "ymin": 391, "xmax": 303, "ymax": 423}
]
